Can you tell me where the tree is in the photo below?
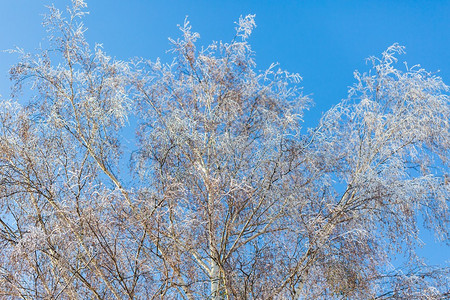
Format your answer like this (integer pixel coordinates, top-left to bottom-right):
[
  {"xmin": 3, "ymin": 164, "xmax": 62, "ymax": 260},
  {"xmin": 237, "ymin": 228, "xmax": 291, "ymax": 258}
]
[{"xmin": 0, "ymin": 1, "xmax": 448, "ymax": 299}]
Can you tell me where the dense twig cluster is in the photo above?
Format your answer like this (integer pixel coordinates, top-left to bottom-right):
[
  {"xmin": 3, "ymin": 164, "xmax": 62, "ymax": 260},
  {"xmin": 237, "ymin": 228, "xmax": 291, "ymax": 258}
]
[{"xmin": 0, "ymin": 1, "xmax": 448, "ymax": 299}]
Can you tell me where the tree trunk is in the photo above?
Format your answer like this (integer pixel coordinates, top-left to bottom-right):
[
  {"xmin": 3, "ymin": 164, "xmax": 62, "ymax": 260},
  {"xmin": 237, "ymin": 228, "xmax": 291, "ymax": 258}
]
[{"xmin": 210, "ymin": 257, "xmax": 220, "ymax": 299}]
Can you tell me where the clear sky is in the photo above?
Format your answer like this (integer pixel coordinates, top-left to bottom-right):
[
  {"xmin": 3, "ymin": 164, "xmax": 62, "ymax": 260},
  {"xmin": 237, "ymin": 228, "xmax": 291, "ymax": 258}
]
[{"xmin": 0, "ymin": 0, "xmax": 449, "ymax": 266}]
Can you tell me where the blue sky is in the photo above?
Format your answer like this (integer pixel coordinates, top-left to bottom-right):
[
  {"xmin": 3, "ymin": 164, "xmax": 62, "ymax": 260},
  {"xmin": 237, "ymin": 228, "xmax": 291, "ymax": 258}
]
[
  {"xmin": 1, "ymin": 0, "xmax": 449, "ymax": 266},
  {"xmin": 1, "ymin": 0, "xmax": 449, "ymax": 123}
]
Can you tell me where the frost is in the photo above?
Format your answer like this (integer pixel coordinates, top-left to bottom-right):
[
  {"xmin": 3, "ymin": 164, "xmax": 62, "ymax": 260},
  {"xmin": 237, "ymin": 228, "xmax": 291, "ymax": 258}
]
[
  {"xmin": 14, "ymin": 226, "xmax": 47, "ymax": 255},
  {"xmin": 0, "ymin": 1, "xmax": 448, "ymax": 299}
]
